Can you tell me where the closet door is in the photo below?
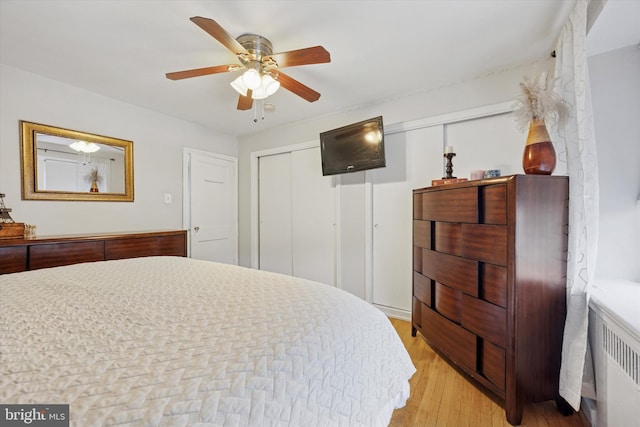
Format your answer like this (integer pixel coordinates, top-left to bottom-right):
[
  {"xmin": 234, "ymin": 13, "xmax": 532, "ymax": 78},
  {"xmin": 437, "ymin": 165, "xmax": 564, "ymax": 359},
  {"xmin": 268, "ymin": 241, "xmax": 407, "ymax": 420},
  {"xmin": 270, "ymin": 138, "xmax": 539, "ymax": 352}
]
[
  {"xmin": 291, "ymin": 148, "xmax": 336, "ymax": 286},
  {"xmin": 371, "ymin": 126, "xmax": 442, "ymax": 312},
  {"xmin": 258, "ymin": 147, "xmax": 336, "ymax": 286},
  {"xmin": 259, "ymin": 152, "xmax": 293, "ymax": 275}
]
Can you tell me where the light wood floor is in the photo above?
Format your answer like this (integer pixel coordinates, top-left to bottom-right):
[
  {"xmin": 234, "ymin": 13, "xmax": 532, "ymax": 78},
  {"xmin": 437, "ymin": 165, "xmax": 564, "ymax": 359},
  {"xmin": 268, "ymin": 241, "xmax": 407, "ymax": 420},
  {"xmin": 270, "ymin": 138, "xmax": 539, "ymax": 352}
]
[{"xmin": 388, "ymin": 318, "xmax": 590, "ymax": 427}]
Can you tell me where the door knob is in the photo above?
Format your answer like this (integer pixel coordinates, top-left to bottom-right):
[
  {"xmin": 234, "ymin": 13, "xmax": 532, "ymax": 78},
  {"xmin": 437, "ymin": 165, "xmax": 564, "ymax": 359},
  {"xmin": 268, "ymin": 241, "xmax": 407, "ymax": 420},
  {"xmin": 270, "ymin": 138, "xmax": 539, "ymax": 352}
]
[{"xmin": 194, "ymin": 226, "xmax": 200, "ymax": 231}]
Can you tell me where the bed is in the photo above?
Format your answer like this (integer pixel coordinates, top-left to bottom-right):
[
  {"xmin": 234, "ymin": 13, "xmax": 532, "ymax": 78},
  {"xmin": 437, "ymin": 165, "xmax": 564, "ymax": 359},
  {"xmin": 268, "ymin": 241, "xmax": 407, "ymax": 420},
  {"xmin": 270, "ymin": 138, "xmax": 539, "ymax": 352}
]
[{"xmin": 0, "ymin": 256, "xmax": 416, "ymax": 426}]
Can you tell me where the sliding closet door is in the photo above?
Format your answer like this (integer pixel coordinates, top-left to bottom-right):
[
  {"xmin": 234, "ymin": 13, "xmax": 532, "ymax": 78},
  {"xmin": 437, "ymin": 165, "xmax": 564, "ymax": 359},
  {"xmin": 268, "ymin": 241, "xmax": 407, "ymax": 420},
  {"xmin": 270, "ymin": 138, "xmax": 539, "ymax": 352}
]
[
  {"xmin": 371, "ymin": 126, "xmax": 442, "ymax": 312},
  {"xmin": 291, "ymin": 148, "xmax": 336, "ymax": 286},
  {"xmin": 258, "ymin": 147, "xmax": 336, "ymax": 286},
  {"xmin": 259, "ymin": 153, "xmax": 293, "ymax": 275}
]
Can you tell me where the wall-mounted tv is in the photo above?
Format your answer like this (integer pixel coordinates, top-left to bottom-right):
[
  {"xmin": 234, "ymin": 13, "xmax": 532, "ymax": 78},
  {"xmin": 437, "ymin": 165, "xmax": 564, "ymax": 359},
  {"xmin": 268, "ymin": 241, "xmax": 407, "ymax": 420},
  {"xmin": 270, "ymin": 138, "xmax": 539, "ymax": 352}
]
[{"xmin": 319, "ymin": 116, "xmax": 386, "ymax": 176}]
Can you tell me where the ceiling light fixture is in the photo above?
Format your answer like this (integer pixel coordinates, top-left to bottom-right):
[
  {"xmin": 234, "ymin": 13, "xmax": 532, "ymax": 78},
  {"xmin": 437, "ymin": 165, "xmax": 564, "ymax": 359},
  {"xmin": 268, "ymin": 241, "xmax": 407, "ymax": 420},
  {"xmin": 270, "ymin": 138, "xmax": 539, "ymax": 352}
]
[
  {"xmin": 230, "ymin": 62, "xmax": 280, "ymax": 100},
  {"xmin": 69, "ymin": 140, "xmax": 100, "ymax": 153}
]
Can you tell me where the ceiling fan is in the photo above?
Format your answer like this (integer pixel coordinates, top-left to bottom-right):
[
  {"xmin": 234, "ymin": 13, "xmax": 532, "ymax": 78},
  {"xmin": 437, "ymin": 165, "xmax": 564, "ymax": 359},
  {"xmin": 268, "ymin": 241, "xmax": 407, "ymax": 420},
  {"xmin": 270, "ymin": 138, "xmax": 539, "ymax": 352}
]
[{"xmin": 166, "ymin": 16, "xmax": 331, "ymax": 111}]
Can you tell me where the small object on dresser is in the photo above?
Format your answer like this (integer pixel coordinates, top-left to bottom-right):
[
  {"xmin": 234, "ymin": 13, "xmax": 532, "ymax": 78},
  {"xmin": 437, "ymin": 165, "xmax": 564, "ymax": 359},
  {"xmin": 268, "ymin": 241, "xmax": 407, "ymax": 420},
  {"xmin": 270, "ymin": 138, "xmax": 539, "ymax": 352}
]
[
  {"xmin": 513, "ymin": 72, "xmax": 568, "ymax": 175},
  {"xmin": 443, "ymin": 152, "xmax": 457, "ymax": 179},
  {"xmin": 24, "ymin": 224, "xmax": 37, "ymax": 239},
  {"xmin": 0, "ymin": 222, "xmax": 26, "ymax": 239},
  {"xmin": 0, "ymin": 193, "xmax": 25, "ymax": 239},
  {"xmin": 470, "ymin": 170, "xmax": 485, "ymax": 180},
  {"xmin": 431, "ymin": 178, "xmax": 468, "ymax": 186},
  {"xmin": 483, "ymin": 169, "xmax": 501, "ymax": 178}
]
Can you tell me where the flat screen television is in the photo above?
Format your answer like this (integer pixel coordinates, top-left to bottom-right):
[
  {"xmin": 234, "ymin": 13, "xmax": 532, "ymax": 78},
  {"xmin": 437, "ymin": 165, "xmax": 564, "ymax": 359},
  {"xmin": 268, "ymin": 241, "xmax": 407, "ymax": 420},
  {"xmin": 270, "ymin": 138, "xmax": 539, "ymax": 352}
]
[{"xmin": 319, "ymin": 116, "xmax": 386, "ymax": 176}]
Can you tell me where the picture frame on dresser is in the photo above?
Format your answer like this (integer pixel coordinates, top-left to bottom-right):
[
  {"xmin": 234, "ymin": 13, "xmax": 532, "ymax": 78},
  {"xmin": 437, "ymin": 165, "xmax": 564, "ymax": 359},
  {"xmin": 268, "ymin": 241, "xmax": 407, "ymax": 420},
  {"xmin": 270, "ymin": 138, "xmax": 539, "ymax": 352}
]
[{"xmin": 412, "ymin": 174, "xmax": 571, "ymax": 426}]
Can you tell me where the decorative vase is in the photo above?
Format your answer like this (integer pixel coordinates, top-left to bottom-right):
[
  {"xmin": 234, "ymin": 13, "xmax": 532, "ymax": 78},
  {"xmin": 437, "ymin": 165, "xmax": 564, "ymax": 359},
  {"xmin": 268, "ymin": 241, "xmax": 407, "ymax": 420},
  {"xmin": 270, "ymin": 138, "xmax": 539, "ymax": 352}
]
[
  {"xmin": 90, "ymin": 180, "xmax": 99, "ymax": 192},
  {"xmin": 522, "ymin": 118, "xmax": 556, "ymax": 175}
]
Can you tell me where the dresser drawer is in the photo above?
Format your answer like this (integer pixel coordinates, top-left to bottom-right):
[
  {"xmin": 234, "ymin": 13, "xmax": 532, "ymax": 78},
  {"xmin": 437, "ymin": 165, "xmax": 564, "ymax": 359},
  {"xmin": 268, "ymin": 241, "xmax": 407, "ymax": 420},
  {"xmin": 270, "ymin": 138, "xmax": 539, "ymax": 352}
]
[
  {"xmin": 0, "ymin": 246, "xmax": 28, "ymax": 273},
  {"xmin": 481, "ymin": 264, "xmax": 507, "ymax": 307},
  {"xmin": 412, "ymin": 298, "xmax": 423, "ymax": 328},
  {"xmin": 435, "ymin": 222, "xmax": 462, "ymax": 256},
  {"xmin": 481, "ymin": 184, "xmax": 507, "ymax": 224},
  {"xmin": 422, "ymin": 249, "xmax": 478, "ymax": 297},
  {"xmin": 422, "ymin": 187, "xmax": 478, "ymax": 223},
  {"xmin": 105, "ymin": 234, "xmax": 186, "ymax": 259},
  {"xmin": 462, "ymin": 294, "xmax": 507, "ymax": 347},
  {"xmin": 481, "ymin": 339, "xmax": 506, "ymax": 391},
  {"xmin": 422, "ymin": 307, "xmax": 476, "ymax": 372},
  {"xmin": 435, "ymin": 282, "xmax": 461, "ymax": 324},
  {"xmin": 413, "ymin": 220, "xmax": 431, "ymax": 249},
  {"xmin": 461, "ymin": 224, "xmax": 508, "ymax": 265},
  {"xmin": 413, "ymin": 246, "xmax": 423, "ymax": 272},
  {"xmin": 413, "ymin": 193, "xmax": 423, "ymax": 219},
  {"xmin": 413, "ymin": 271, "xmax": 431, "ymax": 306},
  {"xmin": 29, "ymin": 241, "xmax": 104, "ymax": 270}
]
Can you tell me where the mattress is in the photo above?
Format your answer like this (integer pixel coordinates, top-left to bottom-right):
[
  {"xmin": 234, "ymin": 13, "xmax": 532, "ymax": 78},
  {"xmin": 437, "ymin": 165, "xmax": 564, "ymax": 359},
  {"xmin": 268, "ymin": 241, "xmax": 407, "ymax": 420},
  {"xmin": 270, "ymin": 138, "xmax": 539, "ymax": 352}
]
[{"xmin": 0, "ymin": 257, "xmax": 415, "ymax": 426}]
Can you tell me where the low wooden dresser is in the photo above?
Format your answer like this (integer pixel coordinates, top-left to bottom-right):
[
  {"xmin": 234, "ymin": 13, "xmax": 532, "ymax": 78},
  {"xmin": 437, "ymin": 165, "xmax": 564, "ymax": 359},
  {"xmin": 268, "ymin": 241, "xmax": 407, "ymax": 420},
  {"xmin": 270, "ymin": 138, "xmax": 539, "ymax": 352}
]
[
  {"xmin": 412, "ymin": 175, "xmax": 569, "ymax": 425},
  {"xmin": 0, "ymin": 230, "xmax": 187, "ymax": 274}
]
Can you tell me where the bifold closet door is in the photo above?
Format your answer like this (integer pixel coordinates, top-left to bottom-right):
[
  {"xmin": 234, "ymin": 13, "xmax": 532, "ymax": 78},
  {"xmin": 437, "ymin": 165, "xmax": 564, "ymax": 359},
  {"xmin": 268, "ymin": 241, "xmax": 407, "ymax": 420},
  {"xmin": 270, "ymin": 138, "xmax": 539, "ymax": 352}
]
[{"xmin": 258, "ymin": 147, "xmax": 336, "ymax": 286}]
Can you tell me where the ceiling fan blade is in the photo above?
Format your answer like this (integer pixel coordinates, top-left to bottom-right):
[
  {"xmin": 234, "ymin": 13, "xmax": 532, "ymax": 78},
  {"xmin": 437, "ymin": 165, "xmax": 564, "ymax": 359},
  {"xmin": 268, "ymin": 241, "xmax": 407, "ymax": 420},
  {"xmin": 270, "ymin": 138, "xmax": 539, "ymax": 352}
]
[
  {"xmin": 268, "ymin": 46, "xmax": 330, "ymax": 68},
  {"xmin": 166, "ymin": 65, "xmax": 234, "ymax": 80},
  {"xmin": 237, "ymin": 90, "xmax": 253, "ymax": 110},
  {"xmin": 277, "ymin": 72, "xmax": 321, "ymax": 103},
  {"xmin": 190, "ymin": 16, "xmax": 249, "ymax": 55}
]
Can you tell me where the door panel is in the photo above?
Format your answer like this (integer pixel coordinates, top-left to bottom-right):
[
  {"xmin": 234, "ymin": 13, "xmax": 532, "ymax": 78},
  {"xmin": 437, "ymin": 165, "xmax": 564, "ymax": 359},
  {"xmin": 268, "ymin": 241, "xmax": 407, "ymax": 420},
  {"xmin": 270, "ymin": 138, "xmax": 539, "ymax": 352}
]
[
  {"xmin": 291, "ymin": 147, "xmax": 336, "ymax": 286},
  {"xmin": 258, "ymin": 153, "xmax": 293, "ymax": 275},
  {"xmin": 257, "ymin": 147, "xmax": 336, "ymax": 285},
  {"xmin": 188, "ymin": 150, "xmax": 237, "ymax": 264},
  {"xmin": 371, "ymin": 126, "xmax": 442, "ymax": 311}
]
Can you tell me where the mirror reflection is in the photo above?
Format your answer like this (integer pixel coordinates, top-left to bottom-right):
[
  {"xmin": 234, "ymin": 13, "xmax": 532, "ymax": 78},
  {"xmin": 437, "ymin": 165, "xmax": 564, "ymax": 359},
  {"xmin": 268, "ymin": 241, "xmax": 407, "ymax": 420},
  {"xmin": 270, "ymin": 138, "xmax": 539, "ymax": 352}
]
[
  {"xmin": 36, "ymin": 133, "xmax": 127, "ymax": 193},
  {"xmin": 21, "ymin": 121, "xmax": 134, "ymax": 201}
]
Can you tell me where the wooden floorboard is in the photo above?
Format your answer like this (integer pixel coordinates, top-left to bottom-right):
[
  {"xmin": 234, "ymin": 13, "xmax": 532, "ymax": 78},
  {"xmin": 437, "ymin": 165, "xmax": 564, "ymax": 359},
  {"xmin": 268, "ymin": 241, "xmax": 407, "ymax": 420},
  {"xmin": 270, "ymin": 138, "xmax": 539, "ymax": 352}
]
[{"xmin": 388, "ymin": 318, "xmax": 591, "ymax": 427}]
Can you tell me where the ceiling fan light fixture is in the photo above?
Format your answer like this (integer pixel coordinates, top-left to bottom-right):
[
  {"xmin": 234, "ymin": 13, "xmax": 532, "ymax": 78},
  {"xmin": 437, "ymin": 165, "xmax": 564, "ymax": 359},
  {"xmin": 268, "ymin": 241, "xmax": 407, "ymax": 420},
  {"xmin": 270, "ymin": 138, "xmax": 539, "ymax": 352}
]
[
  {"xmin": 166, "ymin": 18, "xmax": 331, "ymax": 113},
  {"xmin": 262, "ymin": 74, "xmax": 280, "ymax": 97},
  {"xmin": 69, "ymin": 140, "xmax": 100, "ymax": 153},
  {"xmin": 230, "ymin": 75, "xmax": 248, "ymax": 96},
  {"xmin": 251, "ymin": 85, "xmax": 268, "ymax": 100},
  {"xmin": 242, "ymin": 68, "xmax": 261, "ymax": 90},
  {"xmin": 250, "ymin": 74, "xmax": 281, "ymax": 100}
]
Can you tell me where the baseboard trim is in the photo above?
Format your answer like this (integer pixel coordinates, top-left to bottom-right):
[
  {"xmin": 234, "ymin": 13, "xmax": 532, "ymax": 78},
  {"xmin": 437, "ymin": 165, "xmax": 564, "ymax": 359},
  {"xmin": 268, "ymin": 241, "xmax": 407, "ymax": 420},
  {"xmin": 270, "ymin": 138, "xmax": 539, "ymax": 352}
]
[
  {"xmin": 374, "ymin": 304, "xmax": 411, "ymax": 321},
  {"xmin": 581, "ymin": 397, "xmax": 596, "ymax": 427}
]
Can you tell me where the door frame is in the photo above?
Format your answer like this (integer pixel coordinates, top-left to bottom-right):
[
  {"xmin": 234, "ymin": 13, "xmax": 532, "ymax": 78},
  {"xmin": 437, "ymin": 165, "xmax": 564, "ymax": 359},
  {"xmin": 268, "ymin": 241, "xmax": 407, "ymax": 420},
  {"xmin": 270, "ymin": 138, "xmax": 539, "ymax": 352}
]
[
  {"xmin": 183, "ymin": 147, "xmax": 238, "ymax": 261},
  {"xmin": 249, "ymin": 141, "xmax": 342, "ymax": 287}
]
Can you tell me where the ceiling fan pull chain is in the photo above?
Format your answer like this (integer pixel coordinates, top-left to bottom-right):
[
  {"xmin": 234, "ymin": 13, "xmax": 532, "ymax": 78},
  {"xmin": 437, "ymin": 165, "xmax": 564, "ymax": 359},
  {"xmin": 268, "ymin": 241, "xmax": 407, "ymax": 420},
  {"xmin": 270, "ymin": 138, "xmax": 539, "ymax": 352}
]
[
  {"xmin": 253, "ymin": 102, "xmax": 258, "ymax": 123},
  {"xmin": 261, "ymin": 100, "xmax": 265, "ymax": 121}
]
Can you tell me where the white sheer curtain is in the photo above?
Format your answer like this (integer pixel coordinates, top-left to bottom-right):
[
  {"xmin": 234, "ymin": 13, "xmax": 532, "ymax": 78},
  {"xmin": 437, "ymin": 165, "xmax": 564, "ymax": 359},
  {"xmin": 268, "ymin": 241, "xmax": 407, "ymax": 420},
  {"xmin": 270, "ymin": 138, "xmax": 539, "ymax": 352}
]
[{"xmin": 551, "ymin": 0, "xmax": 600, "ymax": 410}]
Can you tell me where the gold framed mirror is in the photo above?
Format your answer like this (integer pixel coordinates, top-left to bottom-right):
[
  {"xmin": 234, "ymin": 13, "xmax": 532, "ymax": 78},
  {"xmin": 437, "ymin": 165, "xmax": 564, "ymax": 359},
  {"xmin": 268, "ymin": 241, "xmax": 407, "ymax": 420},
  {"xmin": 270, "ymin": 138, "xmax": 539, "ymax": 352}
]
[{"xmin": 20, "ymin": 121, "xmax": 134, "ymax": 201}]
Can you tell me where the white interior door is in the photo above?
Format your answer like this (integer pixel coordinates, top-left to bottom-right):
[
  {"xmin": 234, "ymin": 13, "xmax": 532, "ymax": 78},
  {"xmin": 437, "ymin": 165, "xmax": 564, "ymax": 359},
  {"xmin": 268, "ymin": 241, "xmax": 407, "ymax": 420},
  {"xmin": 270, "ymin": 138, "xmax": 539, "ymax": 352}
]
[
  {"xmin": 258, "ymin": 152, "xmax": 293, "ymax": 275},
  {"xmin": 185, "ymin": 149, "xmax": 237, "ymax": 264},
  {"xmin": 371, "ymin": 126, "xmax": 442, "ymax": 311}
]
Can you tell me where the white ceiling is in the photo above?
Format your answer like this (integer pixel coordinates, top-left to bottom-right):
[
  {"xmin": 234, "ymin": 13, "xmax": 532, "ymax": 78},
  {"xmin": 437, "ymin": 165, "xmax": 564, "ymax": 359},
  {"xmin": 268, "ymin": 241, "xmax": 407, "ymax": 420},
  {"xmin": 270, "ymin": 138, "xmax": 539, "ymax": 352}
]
[{"xmin": 0, "ymin": 1, "xmax": 637, "ymax": 137}]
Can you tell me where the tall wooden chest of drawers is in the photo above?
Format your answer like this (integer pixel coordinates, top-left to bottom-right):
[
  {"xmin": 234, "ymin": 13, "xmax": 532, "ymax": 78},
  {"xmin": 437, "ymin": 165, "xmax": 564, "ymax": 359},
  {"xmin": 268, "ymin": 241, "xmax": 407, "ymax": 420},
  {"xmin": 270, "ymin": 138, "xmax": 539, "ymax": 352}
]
[{"xmin": 412, "ymin": 175, "xmax": 569, "ymax": 425}]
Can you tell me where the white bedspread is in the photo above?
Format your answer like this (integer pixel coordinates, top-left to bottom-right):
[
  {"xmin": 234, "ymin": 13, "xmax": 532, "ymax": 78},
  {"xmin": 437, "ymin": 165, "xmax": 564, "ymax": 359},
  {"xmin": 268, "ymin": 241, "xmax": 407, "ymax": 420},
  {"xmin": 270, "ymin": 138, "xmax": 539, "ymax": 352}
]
[{"xmin": 0, "ymin": 257, "xmax": 415, "ymax": 426}]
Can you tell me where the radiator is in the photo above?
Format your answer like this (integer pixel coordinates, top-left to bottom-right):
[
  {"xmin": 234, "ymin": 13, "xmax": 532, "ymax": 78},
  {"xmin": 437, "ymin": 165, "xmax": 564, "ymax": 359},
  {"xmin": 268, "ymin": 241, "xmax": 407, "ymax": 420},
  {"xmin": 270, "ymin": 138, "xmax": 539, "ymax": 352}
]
[{"xmin": 587, "ymin": 280, "xmax": 640, "ymax": 427}]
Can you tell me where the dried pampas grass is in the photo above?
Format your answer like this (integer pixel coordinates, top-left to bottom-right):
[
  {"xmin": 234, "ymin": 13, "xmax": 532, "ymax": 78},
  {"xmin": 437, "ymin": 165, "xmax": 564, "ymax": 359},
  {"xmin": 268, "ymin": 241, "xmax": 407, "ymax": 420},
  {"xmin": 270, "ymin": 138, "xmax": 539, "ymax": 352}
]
[
  {"xmin": 513, "ymin": 72, "xmax": 569, "ymax": 132},
  {"xmin": 85, "ymin": 167, "xmax": 102, "ymax": 184}
]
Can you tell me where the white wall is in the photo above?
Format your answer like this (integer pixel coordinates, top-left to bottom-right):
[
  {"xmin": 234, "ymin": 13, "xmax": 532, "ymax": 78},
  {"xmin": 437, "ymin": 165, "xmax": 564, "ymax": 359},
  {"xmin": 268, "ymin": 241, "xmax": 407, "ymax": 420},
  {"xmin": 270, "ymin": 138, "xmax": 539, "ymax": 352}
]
[
  {"xmin": 0, "ymin": 64, "xmax": 237, "ymax": 236},
  {"xmin": 589, "ymin": 45, "xmax": 640, "ymax": 281}
]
